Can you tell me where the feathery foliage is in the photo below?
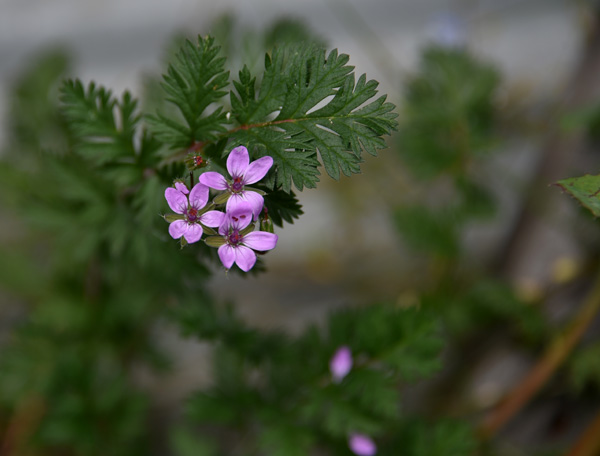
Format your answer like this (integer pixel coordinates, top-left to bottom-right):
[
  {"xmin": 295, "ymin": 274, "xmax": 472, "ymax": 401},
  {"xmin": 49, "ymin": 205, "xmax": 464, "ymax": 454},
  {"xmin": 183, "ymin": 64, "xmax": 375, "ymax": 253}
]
[
  {"xmin": 229, "ymin": 46, "xmax": 398, "ymax": 191},
  {"xmin": 147, "ymin": 38, "xmax": 397, "ymax": 193},
  {"xmin": 147, "ymin": 35, "xmax": 230, "ymax": 148}
]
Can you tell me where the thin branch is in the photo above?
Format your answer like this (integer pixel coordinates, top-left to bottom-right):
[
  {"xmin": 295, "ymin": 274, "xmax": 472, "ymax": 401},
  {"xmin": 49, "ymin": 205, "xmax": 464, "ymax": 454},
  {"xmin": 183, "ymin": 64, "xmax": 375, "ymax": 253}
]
[
  {"xmin": 0, "ymin": 396, "xmax": 45, "ymax": 456},
  {"xmin": 479, "ymin": 270, "xmax": 600, "ymax": 438},
  {"xmin": 564, "ymin": 408, "xmax": 600, "ymax": 456}
]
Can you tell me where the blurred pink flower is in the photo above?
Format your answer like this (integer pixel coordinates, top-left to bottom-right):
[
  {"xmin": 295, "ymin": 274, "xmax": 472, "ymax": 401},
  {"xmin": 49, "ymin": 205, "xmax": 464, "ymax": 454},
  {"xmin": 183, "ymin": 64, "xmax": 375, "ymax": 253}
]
[
  {"xmin": 330, "ymin": 346, "xmax": 353, "ymax": 383},
  {"xmin": 349, "ymin": 433, "xmax": 377, "ymax": 456}
]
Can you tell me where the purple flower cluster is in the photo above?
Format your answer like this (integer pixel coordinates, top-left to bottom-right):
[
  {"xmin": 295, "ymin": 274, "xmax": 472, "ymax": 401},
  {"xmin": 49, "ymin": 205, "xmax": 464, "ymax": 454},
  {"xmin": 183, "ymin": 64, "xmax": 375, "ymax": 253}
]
[
  {"xmin": 329, "ymin": 346, "xmax": 378, "ymax": 456},
  {"xmin": 164, "ymin": 146, "xmax": 278, "ymax": 272}
]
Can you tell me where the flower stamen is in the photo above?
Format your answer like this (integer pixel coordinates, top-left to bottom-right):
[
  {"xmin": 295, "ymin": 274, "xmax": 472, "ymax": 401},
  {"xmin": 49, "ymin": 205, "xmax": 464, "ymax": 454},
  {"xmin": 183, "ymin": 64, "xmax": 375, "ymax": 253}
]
[
  {"xmin": 228, "ymin": 229, "xmax": 242, "ymax": 246},
  {"xmin": 231, "ymin": 176, "xmax": 244, "ymax": 193},
  {"xmin": 186, "ymin": 207, "xmax": 199, "ymax": 222}
]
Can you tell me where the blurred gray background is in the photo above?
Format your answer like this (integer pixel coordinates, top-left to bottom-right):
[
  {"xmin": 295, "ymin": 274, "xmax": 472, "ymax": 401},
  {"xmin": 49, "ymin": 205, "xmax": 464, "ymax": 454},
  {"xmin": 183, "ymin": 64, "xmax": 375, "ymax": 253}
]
[{"xmin": 0, "ymin": 0, "xmax": 581, "ymax": 145}]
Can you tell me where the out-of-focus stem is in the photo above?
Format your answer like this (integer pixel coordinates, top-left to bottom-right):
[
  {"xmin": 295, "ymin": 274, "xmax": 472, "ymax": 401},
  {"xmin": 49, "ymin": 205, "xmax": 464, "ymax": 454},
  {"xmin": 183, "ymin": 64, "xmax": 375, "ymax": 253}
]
[
  {"xmin": 564, "ymin": 408, "xmax": 600, "ymax": 456},
  {"xmin": 0, "ymin": 396, "xmax": 45, "ymax": 456},
  {"xmin": 479, "ymin": 271, "xmax": 600, "ymax": 438}
]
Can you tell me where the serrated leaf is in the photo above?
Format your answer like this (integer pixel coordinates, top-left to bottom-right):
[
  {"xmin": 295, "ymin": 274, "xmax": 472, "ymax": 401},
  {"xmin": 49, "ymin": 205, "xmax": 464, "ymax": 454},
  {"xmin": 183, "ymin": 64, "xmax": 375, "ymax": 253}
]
[
  {"xmin": 263, "ymin": 189, "xmax": 303, "ymax": 227},
  {"xmin": 556, "ymin": 174, "xmax": 600, "ymax": 217},
  {"xmin": 228, "ymin": 44, "xmax": 397, "ymax": 192},
  {"xmin": 148, "ymin": 36, "xmax": 229, "ymax": 148},
  {"xmin": 231, "ymin": 128, "xmax": 320, "ymax": 192}
]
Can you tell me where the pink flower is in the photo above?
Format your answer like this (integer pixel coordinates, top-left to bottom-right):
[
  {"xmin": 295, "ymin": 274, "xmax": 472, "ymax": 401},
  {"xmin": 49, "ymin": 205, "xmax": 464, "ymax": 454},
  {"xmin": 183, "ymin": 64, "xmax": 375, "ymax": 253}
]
[
  {"xmin": 199, "ymin": 146, "xmax": 273, "ymax": 219},
  {"xmin": 349, "ymin": 434, "xmax": 377, "ymax": 456},
  {"xmin": 215, "ymin": 203, "xmax": 278, "ymax": 271},
  {"xmin": 330, "ymin": 346, "xmax": 353, "ymax": 383},
  {"xmin": 164, "ymin": 182, "xmax": 224, "ymax": 244}
]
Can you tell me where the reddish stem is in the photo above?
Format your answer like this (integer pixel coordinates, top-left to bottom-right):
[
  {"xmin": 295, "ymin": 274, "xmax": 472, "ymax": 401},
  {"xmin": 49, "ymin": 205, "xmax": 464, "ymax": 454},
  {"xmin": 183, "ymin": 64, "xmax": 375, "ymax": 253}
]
[
  {"xmin": 564, "ymin": 409, "xmax": 600, "ymax": 456},
  {"xmin": 479, "ymin": 273, "xmax": 600, "ymax": 438}
]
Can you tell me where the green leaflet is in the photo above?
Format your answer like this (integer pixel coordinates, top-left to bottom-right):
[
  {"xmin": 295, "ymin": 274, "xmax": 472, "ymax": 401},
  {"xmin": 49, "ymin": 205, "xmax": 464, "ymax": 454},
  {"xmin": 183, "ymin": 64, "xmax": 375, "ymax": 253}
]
[
  {"xmin": 556, "ymin": 174, "xmax": 600, "ymax": 217},
  {"xmin": 263, "ymin": 189, "xmax": 304, "ymax": 227},
  {"xmin": 60, "ymin": 80, "xmax": 140, "ymax": 164},
  {"xmin": 229, "ymin": 45, "xmax": 398, "ymax": 192},
  {"xmin": 147, "ymin": 36, "xmax": 230, "ymax": 148},
  {"xmin": 231, "ymin": 127, "xmax": 320, "ymax": 192}
]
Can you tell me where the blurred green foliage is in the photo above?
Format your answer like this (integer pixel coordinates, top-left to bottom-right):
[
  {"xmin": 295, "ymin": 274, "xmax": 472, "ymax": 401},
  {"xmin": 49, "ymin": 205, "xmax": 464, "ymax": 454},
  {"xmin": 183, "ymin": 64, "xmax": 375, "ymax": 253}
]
[
  {"xmin": 394, "ymin": 46, "xmax": 499, "ymax": 264},
  {"xmin": 398, "ymin": 46, "xmax": 500, "ymax": 178}
]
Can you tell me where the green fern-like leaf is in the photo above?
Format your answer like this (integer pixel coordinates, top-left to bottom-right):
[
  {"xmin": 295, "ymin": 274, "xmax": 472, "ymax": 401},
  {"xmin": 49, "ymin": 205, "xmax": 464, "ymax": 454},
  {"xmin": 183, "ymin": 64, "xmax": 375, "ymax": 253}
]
[
  {"xmin": 263, "ymin": 189, "xmax": 303, "ymax": 227},
  {"xmin": 60, "ymin": 79, "xmax": 139, "ymax": 164},
  {"xmin": 232, "ymin": 127, "xmax": 319, "ymax": 192},
  {"xmin": 229, "ymin": 45, "xmax": 398, "ymax": 192},
  {"xmin": 147, "ymin": 35, "xmax": 230, "ymax": 148}
]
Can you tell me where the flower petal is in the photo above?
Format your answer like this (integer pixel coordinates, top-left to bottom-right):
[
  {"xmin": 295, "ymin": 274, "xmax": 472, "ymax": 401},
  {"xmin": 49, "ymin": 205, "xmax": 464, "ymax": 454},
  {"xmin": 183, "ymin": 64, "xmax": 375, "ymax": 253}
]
[
  {"xmin": 233, "ymin": 245, "xmax": 257, "ymax": 272},
  {"xmin": 348, "ymin": 434, "xmax": 376, "ymax": 456},
  {"xmin": 174, "ymin": 182, "xmax": 189, "ymax": 194},
  {"xmin": 189, "ymin": 183, "xmax": 209, "ymax": 210},
  {"xmin": 199, "ymin": 172, "xmax": 228, "ymax": 190},
  {"xmin": 165, "ymin": 188, "xmax": 188, "ymax": 214},
  {"xmin": 200, "ymin": 210, "xmax": 226, "ymax": 227},
  {"xmin": 226, "ymin": 201, "xmax": 254, "ymax": 230},
  {"xmin": 243, "ymin": 156, "xmax": 273, "ymax": 185},
  {"xmin": 168, "ymin": 220, "xmax": 188, "ymax": 239},
  {"xmin": 227, "ymin": 191, "xmax": 264, "ymax": 220},
  {"xmin": 243, "ymin": 231, "xmax": 278, "ymax": 251},
  {"xmin": 226, "ymin": 146, "xmax": 249, "ymax": 178},
  {"xmin": 183, "ymin": 223, "xmax": 203, "ymax": 244},
  {"xmin": 218, "ymin": 244, "xmax": 236, "ymax": 269}
]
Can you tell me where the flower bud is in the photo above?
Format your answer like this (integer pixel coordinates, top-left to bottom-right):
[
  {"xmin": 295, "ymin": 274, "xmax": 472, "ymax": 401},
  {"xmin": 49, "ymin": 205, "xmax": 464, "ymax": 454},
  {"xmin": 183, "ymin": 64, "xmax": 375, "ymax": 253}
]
[
  {"xmin": 260, "ymin": 208, "xmax": 274, "ymax": 234},
  {"xmin": 185, "ymin": 153, "xmax": 209, "ymax": 171}
]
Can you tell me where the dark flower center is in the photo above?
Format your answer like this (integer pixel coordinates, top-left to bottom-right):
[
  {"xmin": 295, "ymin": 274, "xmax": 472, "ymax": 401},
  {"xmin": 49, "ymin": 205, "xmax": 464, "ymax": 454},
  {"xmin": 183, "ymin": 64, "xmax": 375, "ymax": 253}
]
[
  {"xmin": 231, "ymin": 176, "xmax": 244, "ymax": 193},
  {"xmin": 186, "ymin": 207, "xmax": 199, "ymax": 222},
  {"xmin": 228, "ymin": 229, "xmax": 243, "ymax": 246}
]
